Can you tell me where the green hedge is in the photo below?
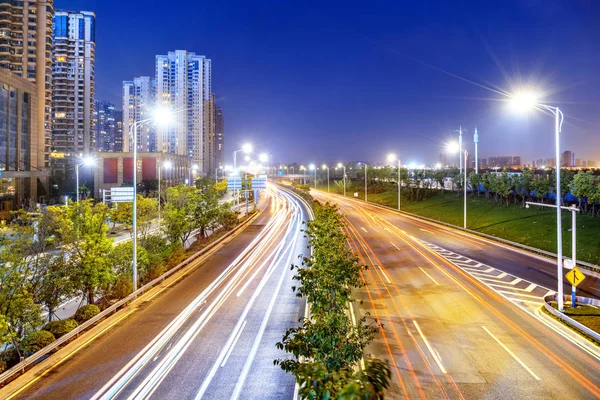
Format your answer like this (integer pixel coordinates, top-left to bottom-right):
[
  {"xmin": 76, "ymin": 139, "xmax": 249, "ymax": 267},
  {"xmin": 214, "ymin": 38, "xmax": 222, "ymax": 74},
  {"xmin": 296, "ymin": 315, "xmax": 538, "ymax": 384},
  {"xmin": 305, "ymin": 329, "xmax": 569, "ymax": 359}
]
[
  {"xmin": 21, "ymin": 330, "xmax": 55, "ymax": 355},
  {"xmin": 74, "ymin": 304, "xmax": 100, "ymax": 324},
  {"xmin": 43, "ymin": 318, "xmax": 78, "ymax": 338}
]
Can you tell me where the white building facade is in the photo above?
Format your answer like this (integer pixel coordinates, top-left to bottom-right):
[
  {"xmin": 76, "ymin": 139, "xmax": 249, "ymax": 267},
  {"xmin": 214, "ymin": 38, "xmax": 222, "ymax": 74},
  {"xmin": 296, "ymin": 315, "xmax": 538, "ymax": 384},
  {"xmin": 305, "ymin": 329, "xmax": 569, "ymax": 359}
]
[
  {"xmin": 122, "ymin": 76, "xmax": 155, "ymax": 152},
  {"xmin": 155, "ymin": 50, "xmax": 211, "ymax": 172}
]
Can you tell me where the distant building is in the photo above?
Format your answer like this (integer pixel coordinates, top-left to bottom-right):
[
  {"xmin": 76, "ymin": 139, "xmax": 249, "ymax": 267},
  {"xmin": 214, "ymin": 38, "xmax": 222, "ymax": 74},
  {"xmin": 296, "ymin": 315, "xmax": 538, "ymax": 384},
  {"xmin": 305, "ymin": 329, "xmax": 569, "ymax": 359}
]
[
  {"xmin": 588, "ymin": 160, "xmax": 597, "ymax": 168},
  {"xmin": 123, "ymin": 76, "xmax": 155, "ymax": 152},
  {"xmin": 204, "ymin": 93, "xmax": 216, "ymax": 174},
  {"xmin": 0, "ymin": 0, "xmax": 54, "ymax": 200},
  {"xmin": 51, "ymin": 10, "xmax": 96, "ymax": 157},
  {"xmin": 561, "ymin": 150, "xmax": 574, "ymax": 167},
  {"xmin": 114, "ymin": 111, "xmax": 123, "ymax": 152},
  {"xmin": 155, "ymin": 50, "xmax": 211, "ymax": 172},
  {"xmin": 487, "ymin": 156, "xmax": 521, "ymax": 168},
  {"xmin": 0, "ymin": 69, "xmax": 49, "ymax": 214},
  {"xmin": 92, "ymin": 152, "xmax": 193, "ymax": 198},
  {"xmin": 94, "ymin": 101, "xmax": 117, "ymax": 152},
  {"xmin": 215, "ymin": 105, "xmax": 224, "ymax": 168},
  {"xmin": 575, "ymin": 158, "xmax": 582, "ymax": 167}
]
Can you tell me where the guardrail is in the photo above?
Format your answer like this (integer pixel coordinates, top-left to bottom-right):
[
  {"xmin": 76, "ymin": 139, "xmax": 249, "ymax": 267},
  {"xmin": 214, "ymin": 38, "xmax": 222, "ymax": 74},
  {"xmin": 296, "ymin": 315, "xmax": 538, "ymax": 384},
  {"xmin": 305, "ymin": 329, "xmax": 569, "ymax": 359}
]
[
  {"xmin": 330, "ymin": 192, "xmax": 600, "ymax": 274},
  {"xmin": 0, "ymin": 210, "xmax": 260, "ymax": 386},
  {"xmin": 543, "ymin": 294, "xmax": 600, "ymax": 342}
]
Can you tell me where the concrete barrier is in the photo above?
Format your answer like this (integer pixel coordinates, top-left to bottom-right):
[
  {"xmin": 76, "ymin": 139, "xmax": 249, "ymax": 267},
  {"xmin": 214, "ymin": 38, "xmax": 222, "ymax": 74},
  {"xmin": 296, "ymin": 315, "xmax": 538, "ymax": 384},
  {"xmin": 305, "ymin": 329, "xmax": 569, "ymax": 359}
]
[{"xmin": 543, "ymin": 293, "xmax": 600, "ymax": 343}]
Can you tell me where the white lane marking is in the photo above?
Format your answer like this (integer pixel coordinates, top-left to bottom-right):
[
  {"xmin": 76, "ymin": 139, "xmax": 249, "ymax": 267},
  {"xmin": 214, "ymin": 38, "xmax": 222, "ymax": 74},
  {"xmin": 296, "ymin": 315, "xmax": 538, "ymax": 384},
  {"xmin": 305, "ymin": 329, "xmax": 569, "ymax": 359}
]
[
  {"xmin": 419, "ymin": 267, "xmax": 440, "ymax": 286},
  {"xmin": 419, "ymin": 228, "xmax": 435, "ymax": 234},
  {"xmin": 481, "ymin": 326, "xmax": 540, "ymax": 380},
  {"xmin": 377, "ymin": 265, "xmax": 392, "ymax": 284},
  {"xmin": 372, "ymin": 227, "xmax": 379, "ymax": 233},
  {"xmin": 220, "ymin": 320, "xmax": 247, "ymax": 367},
  {"xmin": 496, "ymin": 272, "xmax": 508, "ymax": 279},
  {"xmin": 389, "ymin": 241, "xmax": 401, "ymax": 251},
  {"xmin": 229, "ymin": 213, "xmax": 303, "ymax": 400},
  {"xmin": 361, "ymin": 227, "xmax": 368, "ymax": 233},
  {"xmin": 412, "ymin": 320, "xmax": 447, "ymax": 374}
]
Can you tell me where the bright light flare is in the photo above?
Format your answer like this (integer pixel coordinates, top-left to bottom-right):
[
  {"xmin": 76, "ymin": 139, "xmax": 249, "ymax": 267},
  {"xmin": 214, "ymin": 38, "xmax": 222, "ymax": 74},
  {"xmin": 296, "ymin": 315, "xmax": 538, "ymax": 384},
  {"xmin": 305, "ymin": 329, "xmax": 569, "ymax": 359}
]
[
  {"xmin": 446, "ymin": 141, "xmax": 460, "ymax": 153},
  {"xmin": 242, "ymin": 143, "xmax": 253, "ymax": 153},
  {"xmin": 163, "ymin": 160, "xmax": 173, "ymax": 169},
  {"xmin": 337, "ymin": 162, "xmax": 343, "ymax": 168},
  {"xmin": 321, "ymin": 164, "xmax": 327, "ymax": 170},
  {"xmin": 82, "ymin": 156, "xmax": 95, "ymax": 166},
  {"xmin": 435, "ymin": 163, "xmax": 442, "ymax": 169},
  {"xmin": 259, "ymin": 153, "xmax": 269, "ymax": 162},
  {"xmin": 309, "ymin": 163, "xmax": 315, "ymax": 170},
  {"xmin": 154, "ymin": 107, "xmax": 175, "ymax": 126}
]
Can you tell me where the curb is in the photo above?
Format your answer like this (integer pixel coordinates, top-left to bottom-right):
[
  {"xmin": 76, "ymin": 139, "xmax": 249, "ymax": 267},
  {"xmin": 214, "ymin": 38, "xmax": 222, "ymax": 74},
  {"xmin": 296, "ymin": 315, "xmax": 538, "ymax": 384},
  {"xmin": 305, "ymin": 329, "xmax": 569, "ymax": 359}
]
[
  {"xmin": 0, "ymin": 209, "xmax": 261, "ymax": 396},
  {"xmin": 543, "ymin": 294, "xmax": 600, "ymax": 343}
]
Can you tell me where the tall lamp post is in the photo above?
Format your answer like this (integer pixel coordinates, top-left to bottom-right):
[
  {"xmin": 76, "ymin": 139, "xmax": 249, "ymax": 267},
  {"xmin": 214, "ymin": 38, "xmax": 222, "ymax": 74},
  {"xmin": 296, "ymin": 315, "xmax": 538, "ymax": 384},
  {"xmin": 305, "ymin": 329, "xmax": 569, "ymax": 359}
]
[
  {"xmin": 387, "ymin": 153, "xmax": 401, "ymax": 211},
  {"xmin": 129, "ymin": 108, "xmax": 175, "ymax": 293},
  {"xmin": 75, "ymin": 156, "xmax": 95, "ymax": 202},
  {"xmin": 322, "ymin": 164, "xmax": 329, "ymax": 192},
  {"xmin": 309, "ymin": 164, "xmax": 316, "ymax": 188},
  {"xmin": 300, "ymin": 165, "xmax": 306, "ymax": 185},
  {"xmin": 447, "ymin": 142, "xmax": 468, "ymax": 230},
  {"xmin": 509, "ymin": 92, "xmax": 565, "ymax": 312},
  {"xmin": 336, "ymin": 163, "xmax": 346, "ymax": 196},
  {"xmin": 233, "ymin": 143, "xmax": 252, "ymax": 207},
  {"xmin": 364, "ymin": 164, "xmax": 368, "ymax": 201}
]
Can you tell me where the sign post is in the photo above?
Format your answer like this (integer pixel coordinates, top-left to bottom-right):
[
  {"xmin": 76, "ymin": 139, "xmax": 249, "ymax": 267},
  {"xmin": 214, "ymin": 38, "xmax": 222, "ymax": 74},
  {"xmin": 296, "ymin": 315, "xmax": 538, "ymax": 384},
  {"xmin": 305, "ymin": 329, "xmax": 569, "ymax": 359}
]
[{"xmin": 565, "ymin": 266, "xmax": 586, "ymax": 307}]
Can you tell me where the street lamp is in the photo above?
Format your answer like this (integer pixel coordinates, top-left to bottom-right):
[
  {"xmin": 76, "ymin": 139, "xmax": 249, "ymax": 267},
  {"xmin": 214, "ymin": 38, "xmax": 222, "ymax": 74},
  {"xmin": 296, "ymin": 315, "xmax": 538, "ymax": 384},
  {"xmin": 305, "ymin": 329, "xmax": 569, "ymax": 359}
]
[
  {"xmin": 447, "ymin": 142, "xmax": 468, "ymax": 230},
  {"xmin": 509, "ymin": 91, "xmax": 566, "ymax": 312},
  {"xmin": 309, "ymin": 164, "xmax": 316, "ymax": 188},
  {"xmin": 130, "ymin": 106, "xmax": 177, "ymax": 293},
  {"xmin": 322, "ymin": 164, "xmax": 329, "ymax": 192},
  {"xmin": 336, "ymin": 163, "xmax": 346, "ymax": 196},
  {"xmin": 75, "ymin": 156, "xmax": 95, "ymax": 202},
  {"xmin": 387, "ymin": 153, "xmax": 401, "ymax": 211}
]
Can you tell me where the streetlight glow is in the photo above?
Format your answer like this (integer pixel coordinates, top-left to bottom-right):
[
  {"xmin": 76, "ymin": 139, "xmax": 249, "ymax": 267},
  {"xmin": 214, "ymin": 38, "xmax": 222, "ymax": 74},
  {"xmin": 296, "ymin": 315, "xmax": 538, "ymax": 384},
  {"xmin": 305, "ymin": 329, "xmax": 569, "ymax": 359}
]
[
  {"xmin": 446, "ymin": 141, "xmax": 460, "ymax": 153},
  {"xmin": 153, "ymin": 106, "xmax": 175, "ymax": 126},
  {"xmin": 509, "ymin": 91, "xmax": 539, "ymax": 112},
  {"xmin": 82, "ymin": 156, "xmax": 95, "ymax": 166},
  {"xmin": 259, "ymin": 153, "xmax": 269, "ymax": 163},
  {"xmin": 337, "ymin": 162, "xmax": 343, "ymax": 168},
  {"xmin": 387, "ymin": 153, "xmax": 397, "ymax": 163},
  {"xmin": 164, "ymin": 160, "xmax": 173, "ymax": 169},
  {"xmin": 309, "ymin": 163, "xmax": 315, "ymax": 170},
  {"xmin": 242, "ymin": 143, "xmax": 253, "ymax": 153}
]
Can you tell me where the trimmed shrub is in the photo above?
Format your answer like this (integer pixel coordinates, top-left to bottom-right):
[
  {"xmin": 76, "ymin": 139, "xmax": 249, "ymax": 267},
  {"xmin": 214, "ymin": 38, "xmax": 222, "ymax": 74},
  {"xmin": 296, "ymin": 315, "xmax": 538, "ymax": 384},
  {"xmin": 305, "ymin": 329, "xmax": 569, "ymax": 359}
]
[
  {"xmin": 21, "ymin": 330, "xmax": 55, "ymax": 355},
  {"xmin": 43, "ymin": 319, "xmax": 78, "ymax": 339},
  {"xmin": 73, "ymin": 304, "xmax": 100, "ymax": 324},
  {"xmin": 111, "ymin": 273, "xmax": 133, "ymax": 300},
  {"xmin": 0, "ymin": 348, "xmax": 20, "ymax": 368}
]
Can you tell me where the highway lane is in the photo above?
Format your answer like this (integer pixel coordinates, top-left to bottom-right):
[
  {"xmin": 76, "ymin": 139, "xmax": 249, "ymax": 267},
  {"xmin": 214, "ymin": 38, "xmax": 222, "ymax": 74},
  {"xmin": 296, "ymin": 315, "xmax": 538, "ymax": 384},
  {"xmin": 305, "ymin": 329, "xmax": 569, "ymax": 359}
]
[
  {"xmin": 13, "ymin": 186, "xmax": 311, "ymax": 400},
  {"xmin": 313, "ymin": 190, "xmax": 600, "ymax": 400}
]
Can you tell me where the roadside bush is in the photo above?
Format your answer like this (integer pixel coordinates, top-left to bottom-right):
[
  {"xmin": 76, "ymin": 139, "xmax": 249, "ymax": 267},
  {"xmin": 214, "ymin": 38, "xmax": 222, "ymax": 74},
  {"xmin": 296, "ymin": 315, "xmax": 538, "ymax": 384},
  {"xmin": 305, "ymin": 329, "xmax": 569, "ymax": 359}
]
[
  {"xmin": 0, "ymin": 348, "xmax": 20, "ymax": 370},
  {"xmin": 74, "ymin": 304, "xmax": 100, "ymax": 324},
  {"xmin": 42, "ymin": 318, "xmax": 78, "ymax": 338},
  {"xmin": 21, "ymin": 330, "xmax": 55, "ymax": 355},
  {"xmin": 111, "ymin": 273, "xmax": 134, "ymax": 299}
]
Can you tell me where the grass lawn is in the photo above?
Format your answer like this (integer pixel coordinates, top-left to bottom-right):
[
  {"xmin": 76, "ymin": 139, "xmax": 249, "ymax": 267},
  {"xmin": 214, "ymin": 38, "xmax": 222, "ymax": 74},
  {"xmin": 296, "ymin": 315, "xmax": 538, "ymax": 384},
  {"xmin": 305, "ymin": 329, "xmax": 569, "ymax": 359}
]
[
  {"xmin": 544, "ymin": 302, "xmax": 600, "ymax": 345},
  {"xmin": 316, "ymin": 181, "xmax": 600, "ymax": 265}
]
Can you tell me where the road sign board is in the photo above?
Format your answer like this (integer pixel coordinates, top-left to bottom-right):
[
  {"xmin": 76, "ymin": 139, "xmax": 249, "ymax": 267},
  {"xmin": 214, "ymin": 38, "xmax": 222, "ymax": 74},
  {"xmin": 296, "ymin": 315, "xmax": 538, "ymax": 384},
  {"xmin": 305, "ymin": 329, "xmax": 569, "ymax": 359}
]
[
  {"xmin": 227, "ymin": 177, "xmax": 242, "ymax": 190},
  {"xmin": 252, "ymin": 176, "xmax": 267, "ymax": 189},
  {"xmin": 565, "ymin": 267, "xmax": 586, "ymax": 287}
]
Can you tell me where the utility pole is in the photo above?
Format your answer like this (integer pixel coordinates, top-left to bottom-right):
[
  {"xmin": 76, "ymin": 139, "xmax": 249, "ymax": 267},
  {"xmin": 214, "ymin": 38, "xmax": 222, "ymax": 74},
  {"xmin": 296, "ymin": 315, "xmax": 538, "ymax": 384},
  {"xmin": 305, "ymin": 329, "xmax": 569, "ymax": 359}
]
[
  {"xmin": 459, "ymin": 126, "xmax": 463, "ymax": 175},
  {"xmin": 474, "ymin": 126, "xmax": 479, "ymax": 175}
]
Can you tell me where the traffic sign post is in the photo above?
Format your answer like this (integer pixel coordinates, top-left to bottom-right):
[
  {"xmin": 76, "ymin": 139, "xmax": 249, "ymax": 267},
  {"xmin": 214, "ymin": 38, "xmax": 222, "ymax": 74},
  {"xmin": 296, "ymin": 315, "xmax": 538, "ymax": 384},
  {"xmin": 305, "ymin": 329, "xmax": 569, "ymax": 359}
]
[{"xmin": 565, "ymin": 266, "xmax": 586, "ymax": 307}]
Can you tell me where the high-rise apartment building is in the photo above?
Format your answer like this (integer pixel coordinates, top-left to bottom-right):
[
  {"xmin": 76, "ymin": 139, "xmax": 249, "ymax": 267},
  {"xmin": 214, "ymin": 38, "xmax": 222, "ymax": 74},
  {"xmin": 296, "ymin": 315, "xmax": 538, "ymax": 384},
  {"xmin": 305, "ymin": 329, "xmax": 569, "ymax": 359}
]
[
  {"xmin": 93, "ymin": 100, "xmax": 117, "ymax": 152},
  {"xmin": 203, "ymin": 93, "xmax": 216, "ymax": 174},
  {"xmin": 0, "ymin": 0, "xmax": 54, "ymax": 205},
  {"xmin": 215, "ymin": 104, "xmax": 224, "ymax": 168},
  {"xmin": 561, "ymin": 150, "xmax": 574, "ymax": 167},
  {"xmin": 114, "ymin": 110, "xmax": 123, "ymax": 152},
  {"xmin": 123, "ymin": 76, "xmax": 154, "ymax": 152},
  {"xmin": 51, "ymin": 10, "xmax": 96, "ymax": 160},
  {"xmin": 155, "ymin": 50, "xmax": 211, "ymax": 172},
  {"xmin": 487, "ymin": 156, "xmax": 522, "ymax": 168}
]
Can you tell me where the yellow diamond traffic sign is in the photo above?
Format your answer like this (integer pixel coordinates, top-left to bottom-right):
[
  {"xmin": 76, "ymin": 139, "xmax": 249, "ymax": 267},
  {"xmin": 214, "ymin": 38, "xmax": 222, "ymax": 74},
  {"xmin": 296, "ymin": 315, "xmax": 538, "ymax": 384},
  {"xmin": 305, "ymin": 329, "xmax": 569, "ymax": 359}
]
[{"xmin": 565, "ymin": 267, "xmax": 586, "ymax": 288}]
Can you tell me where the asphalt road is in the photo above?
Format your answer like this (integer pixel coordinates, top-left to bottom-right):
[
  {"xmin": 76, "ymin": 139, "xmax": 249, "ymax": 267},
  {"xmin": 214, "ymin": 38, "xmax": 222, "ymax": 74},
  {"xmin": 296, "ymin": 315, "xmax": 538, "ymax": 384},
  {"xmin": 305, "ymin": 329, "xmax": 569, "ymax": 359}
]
[
  {"xmin": 313, "ymin": 190, "xmax": 600, "ymax": 400},
  {"xmin": 14, "ymin": 186, "xmax": 310, "ymax": 400}
]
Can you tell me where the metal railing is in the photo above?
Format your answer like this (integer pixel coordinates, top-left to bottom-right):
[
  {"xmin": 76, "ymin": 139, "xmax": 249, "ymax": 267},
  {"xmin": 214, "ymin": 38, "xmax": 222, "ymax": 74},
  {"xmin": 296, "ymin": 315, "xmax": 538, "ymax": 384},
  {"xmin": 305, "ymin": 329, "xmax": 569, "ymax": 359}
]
[
  {"xmin": 0, "ymin": 211, "xmax": 260, "ymax": 385},
  {"xmin": 543, "ymin": 294, "xmax": 600, "ymax": 342}
]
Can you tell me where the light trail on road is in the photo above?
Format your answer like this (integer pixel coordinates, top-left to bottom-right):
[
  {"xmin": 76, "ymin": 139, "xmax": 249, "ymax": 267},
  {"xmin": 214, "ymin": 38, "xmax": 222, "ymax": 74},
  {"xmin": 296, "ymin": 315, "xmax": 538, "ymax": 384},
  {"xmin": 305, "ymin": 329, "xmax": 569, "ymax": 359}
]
[{"xmin": 315, "ymin": 190, "xmax": 600, "ymax": 399}]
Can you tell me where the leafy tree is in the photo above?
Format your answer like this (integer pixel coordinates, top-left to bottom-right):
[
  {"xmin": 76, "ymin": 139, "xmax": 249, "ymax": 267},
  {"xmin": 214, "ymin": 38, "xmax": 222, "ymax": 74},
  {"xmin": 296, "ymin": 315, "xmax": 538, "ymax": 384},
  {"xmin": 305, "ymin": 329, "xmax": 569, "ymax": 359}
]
[
  {"xmin": 35, "ymin": 253, "xmax": 75, "ymax": 322},
  {"xmin": 572, "ymin": 171, "xmax": 596, "ymax": 213},
  {"xmin": 66, "ymin": 200, "xmax": 115, "ymax": 304},
  {"xmin": 108, "ymin": 196, "xmax": 158, "ymax": 241},
  {"xmin": 531, "ymin": 174, "xmax": 550, "ymax": 202},
  {"xmin": 163, "ymin": 185, "xmax": 199, "ymax": 246},
  {"xmin": 469, "ymin": 172, "xmax": 481, "ymax": 197}
]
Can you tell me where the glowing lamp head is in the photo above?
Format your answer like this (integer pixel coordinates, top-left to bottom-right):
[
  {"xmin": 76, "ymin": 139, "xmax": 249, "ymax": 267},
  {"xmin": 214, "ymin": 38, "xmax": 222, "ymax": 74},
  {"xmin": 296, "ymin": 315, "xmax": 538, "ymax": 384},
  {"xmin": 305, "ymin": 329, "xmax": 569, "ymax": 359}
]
[
  {"xmin": 192, "ymin": 164, "xmax": 199, "ymax": 171},
  {"xmin": 321, "ymin": 164, "xmax": 327, "ymax": 170},
  {"xmin": 309, "ymin": 164, "xmax": 315, "ymax": 170},
  {"xmin": 435, "ymin": 163, "xmax": 442, "ymax": 169},
  {"xmin": 446, "ymin": 141, "xmax": 460, "ymax": 153},
  {"xmin": 259, "ymin": 153, "xmax": 269, "ymax": 163},
  {"xmin": 387, "ymin": 153, "xmax": 397, "ymax": 163},
  {"xmin": 337, "ymin": 162, "xmax": 343, "ymax": 168},
  {"xmin": 154, "ymin": 107, "xmax": 175, "ymax": 126},
  {"xmin": 82, "ymin": 156, "xmax": 95, "ymax": 166},
  {"xmin": 241, "ymin": 143, "xmax": 253, "ymax": 154},
  {"xmin": 163, "ymin": 160, "xmax": 173, "ymax": 169},
  {"xmin": 509, "ymin": 91, "xmax": 539, "ymax": 113}
]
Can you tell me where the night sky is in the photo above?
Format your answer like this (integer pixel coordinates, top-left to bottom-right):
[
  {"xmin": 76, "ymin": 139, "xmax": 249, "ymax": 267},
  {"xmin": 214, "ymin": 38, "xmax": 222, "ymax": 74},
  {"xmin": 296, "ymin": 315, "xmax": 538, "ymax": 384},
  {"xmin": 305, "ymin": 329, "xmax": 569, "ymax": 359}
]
[{"xmin": 58, "ymin": 0, "xmax": 600, "ymax": 165}]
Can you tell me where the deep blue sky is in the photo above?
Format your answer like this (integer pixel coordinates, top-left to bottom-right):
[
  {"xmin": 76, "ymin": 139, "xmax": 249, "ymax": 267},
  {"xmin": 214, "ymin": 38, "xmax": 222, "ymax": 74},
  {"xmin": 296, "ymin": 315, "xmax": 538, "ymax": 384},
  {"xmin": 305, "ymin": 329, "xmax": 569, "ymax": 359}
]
[{"xmin": 59, "ymin": 0, "xmax": 600, "ymax": 165}]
